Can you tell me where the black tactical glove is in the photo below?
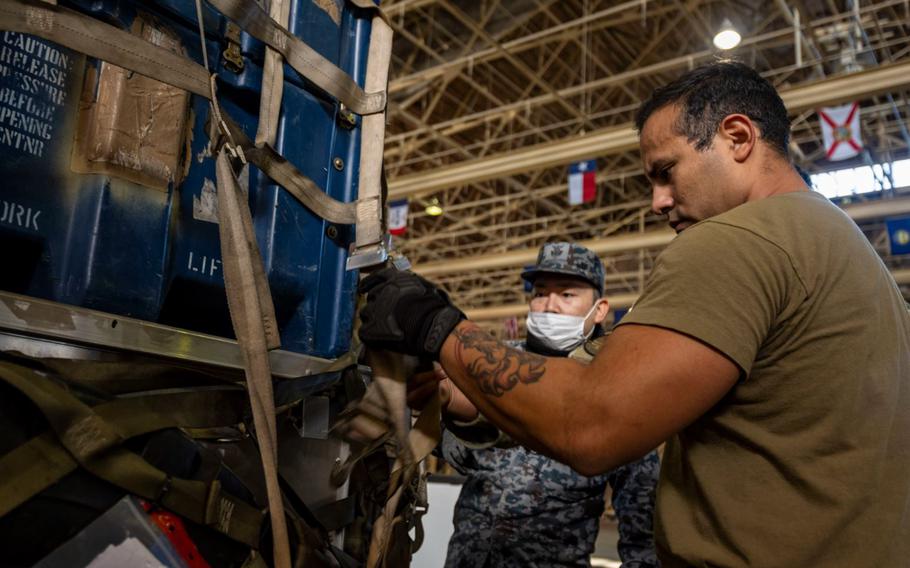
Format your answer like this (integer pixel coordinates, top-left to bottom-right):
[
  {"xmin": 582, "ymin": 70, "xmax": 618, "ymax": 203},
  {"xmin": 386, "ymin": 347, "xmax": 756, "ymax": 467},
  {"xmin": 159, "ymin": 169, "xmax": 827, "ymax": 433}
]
[{"xmin": 358, "ymin": 267, "xmax": 465, "ymax": 357}]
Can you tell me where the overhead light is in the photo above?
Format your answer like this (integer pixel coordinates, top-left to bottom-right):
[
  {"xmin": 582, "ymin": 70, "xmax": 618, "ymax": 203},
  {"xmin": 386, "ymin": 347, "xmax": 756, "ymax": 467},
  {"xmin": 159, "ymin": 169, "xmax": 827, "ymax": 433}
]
[
  {"xmin": 424, "ymin": 198, "xmax": 443, "ymax": 216},
  {"xmin": 713, "ymin": 19, "xmax": 741, "ymax": 50}
]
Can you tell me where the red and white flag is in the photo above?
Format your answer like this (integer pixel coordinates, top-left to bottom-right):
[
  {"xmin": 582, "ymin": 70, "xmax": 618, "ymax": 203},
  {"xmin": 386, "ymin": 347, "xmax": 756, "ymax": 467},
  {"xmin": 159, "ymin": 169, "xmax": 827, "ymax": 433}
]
[
  {"xmin": 568, "ymin": 160, "xmax": 597, "ymax": 205},
  {"xmin": 818, "ymin": 103, "xmax": 862, "ymax": 162},
  {"xmin": 388, "ymin": 199, "xmax": 409, "ymax": 236}
]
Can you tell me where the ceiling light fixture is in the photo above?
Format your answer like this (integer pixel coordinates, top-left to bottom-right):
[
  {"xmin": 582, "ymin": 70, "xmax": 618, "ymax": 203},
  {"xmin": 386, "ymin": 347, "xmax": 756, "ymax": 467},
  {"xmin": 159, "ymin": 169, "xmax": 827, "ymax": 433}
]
[
  {"xmin": 713, "ymin": 19, "xmax": 741, "ymax": 50},
  {"xmin": 424, "ymin": 198, "xmax": 444, "ymax": 216}
]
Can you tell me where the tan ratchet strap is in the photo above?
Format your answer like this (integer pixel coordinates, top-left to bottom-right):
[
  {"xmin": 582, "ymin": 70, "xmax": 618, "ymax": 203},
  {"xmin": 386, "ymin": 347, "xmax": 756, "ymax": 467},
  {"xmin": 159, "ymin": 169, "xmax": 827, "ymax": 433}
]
[
  {"xmin": 222, "ymin": 116, "xmax": 362, "ymax": 225},
  {"xmin": 354, "ymin": 13, "xmax": 393, "ymax": 250},
  {"xmin": 0, "ymin": 0, "xmax": 211, "ymax": 97},
  {"xmin": 214, "ymin": 148, "xmax": 291, "ymax": 568},
  {"xmin": 254, "ymin": 0, "xmax": 289, "ymax": 146},
  {"xmin": 331, "ymin": 350, "xmax": 441, "ymax": 568},
  {"xmin": 207, "ymin": 0, "xmax": 386, "ymax": 116}
]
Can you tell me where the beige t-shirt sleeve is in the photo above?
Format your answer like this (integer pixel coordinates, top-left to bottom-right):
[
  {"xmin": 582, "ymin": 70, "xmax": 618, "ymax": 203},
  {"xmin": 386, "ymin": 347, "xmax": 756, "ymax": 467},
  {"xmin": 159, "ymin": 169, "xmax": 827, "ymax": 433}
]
[{"xmin": 617, "ymin": 221, "xmax": 802, "ymax": 375}]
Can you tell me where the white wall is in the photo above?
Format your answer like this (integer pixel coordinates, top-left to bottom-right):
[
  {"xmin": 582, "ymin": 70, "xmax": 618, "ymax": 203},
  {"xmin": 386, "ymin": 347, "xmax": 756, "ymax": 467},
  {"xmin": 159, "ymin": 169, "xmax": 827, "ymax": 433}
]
[{"xmin": 411, "ymin": 479, "xmax": 463, "ymax": 568}]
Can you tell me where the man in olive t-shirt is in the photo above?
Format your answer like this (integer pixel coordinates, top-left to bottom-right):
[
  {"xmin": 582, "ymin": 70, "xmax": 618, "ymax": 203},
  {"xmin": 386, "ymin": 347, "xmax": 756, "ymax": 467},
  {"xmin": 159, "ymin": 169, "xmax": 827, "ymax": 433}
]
[
  {"xmin": 621, "ymin": 189, "xmax": 910, "ymax": 565},
  {"xmin": 355, "ymin": 62, "xmax": 910, "ymax": 566}
]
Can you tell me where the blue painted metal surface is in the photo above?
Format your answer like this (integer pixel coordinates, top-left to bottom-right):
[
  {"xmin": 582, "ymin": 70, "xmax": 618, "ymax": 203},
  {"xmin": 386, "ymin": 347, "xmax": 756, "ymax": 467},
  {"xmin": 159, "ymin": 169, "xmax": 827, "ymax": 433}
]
[{"xmin": 0, "ymin": 0, "xmax": 371, "ymax": 358}]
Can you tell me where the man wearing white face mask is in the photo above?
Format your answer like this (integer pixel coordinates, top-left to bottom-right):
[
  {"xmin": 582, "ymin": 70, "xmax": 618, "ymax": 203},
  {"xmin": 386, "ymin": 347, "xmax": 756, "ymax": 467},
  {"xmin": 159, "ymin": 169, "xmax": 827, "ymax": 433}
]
[{"xmin": 412, "ymin": 242, "xmax": 660, "ymax": 568}]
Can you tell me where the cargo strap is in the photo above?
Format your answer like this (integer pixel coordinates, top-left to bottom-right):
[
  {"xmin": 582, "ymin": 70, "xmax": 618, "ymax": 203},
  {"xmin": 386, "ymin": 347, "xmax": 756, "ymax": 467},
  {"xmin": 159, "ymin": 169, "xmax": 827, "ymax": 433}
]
[
  {"xmin": 254, "ymin": 0, "xmax": 289, "ymax": 147},
  {"xmin": 369, "ymin": 390, "xmax": 438, "ymax": 567},
  {"xmin": 0, "ymin": 0, "xmax": 211, "ymax": 97},
  {"xmin": 352, "ymin": 10, "xmax": 394, "ymax": 257},
  {"xmin": 207, "ymin": 0, "xmax": 386, "ymax": 116},
  {"xmin": 0, "ymin": 385, "xmax": 247, "ymax": 517},
  {"xmin": 212, "ymin": 95, "xmax": 292, "ymax": 567},
  {"xmin": 331, "ymin": 351, "xmax": 441, "ymax": 567},
  {"xmin": 0, "ymin": 0, "xmax": 387, "ymax": 235},
  {"xmin": 0, "ymin": 362, "xmax": 264, "ymax": 548},
  {"xmin": 222, "ymin": 116, "xmax": 361, "ymax": 224},
  {"xmin": 0, "ymin": 0, "xmax": 386, "ymax": 116}
]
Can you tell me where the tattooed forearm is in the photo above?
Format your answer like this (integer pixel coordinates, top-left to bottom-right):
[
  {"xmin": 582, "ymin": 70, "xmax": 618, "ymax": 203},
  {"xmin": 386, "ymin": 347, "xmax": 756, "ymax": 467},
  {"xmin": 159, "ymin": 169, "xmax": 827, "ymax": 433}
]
[{"xmin": 452, "ymin": 325, "xmax": 546, "ymax": 397}]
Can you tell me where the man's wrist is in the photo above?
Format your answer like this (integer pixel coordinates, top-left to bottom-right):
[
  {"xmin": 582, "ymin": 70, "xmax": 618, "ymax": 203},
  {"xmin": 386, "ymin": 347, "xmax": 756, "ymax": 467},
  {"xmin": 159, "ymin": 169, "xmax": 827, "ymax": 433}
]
[{"xmin": 445, "ymin": 388, "xmax": 479, "ymax": 422}]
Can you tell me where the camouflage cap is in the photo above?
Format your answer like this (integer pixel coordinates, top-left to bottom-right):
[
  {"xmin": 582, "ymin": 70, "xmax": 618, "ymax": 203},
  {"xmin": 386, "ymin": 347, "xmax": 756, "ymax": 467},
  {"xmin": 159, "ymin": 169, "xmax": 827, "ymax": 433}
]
[{"xmin": 521, "ymin": 242, "xmax": 605, "ymax": 295}]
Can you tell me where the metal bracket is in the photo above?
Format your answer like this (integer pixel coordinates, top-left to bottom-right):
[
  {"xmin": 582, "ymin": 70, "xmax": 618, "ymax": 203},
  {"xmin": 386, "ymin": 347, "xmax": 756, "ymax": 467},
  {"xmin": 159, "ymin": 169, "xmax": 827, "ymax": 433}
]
[
  {"xmin": 222, "ymin": 22, "xmax": 244, "ymax": 73},
  {"xmin": 337, "ymin": 104, "xmax": 357, "ymax": 130},
  {"xmin": 346, "ymin": 234, "xmax": 392, "ymax": 271},
  {"xmin": 297, "ymin": 396, "xmax": 330, "ymax": 439}
]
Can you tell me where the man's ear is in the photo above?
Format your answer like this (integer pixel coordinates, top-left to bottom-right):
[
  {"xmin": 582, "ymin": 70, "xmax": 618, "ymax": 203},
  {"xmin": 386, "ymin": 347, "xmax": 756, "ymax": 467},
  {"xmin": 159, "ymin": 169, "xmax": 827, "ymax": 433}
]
[
  {"xmin": 592, "ymin": 297, "xmax": 610, "ymax": 325},
  {"xmin": 718, "ymin": 113, "xmax": 756, "ymax": 163}
]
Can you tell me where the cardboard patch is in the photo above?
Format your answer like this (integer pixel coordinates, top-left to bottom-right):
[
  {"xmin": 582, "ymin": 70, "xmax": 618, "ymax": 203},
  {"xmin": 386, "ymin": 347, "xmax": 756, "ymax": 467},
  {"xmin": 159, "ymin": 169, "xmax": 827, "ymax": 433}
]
[{"xmin": 70, "ymin": 15, "xmax": 190, "ymax": 191}]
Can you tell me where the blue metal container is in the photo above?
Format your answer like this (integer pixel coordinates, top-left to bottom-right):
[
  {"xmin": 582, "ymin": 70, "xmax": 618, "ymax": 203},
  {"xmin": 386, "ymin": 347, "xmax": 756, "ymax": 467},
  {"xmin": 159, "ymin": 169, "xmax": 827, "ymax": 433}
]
[{"xmin": 0, "ymin": 0, "xmax": 372, "ymax": 358}]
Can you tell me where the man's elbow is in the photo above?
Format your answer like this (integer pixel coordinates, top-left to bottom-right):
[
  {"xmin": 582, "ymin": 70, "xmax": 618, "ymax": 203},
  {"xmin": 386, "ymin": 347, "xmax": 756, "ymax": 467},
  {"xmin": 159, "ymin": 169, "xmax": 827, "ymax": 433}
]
[
  {"xmin": 560, "ymin": 432, "xmax": 615, "ymax": 476},
  {"xmin": 562, "ymin": 431, "xmax": 649, "ymax": 476}
]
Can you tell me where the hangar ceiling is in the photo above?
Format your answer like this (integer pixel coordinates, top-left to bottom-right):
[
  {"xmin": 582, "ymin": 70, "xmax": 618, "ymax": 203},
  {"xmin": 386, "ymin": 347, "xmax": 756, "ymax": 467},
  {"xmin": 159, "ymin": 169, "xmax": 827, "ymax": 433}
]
[{"xmin": 380, "ymin": 0, "xmax": 910, "ymax": 330}]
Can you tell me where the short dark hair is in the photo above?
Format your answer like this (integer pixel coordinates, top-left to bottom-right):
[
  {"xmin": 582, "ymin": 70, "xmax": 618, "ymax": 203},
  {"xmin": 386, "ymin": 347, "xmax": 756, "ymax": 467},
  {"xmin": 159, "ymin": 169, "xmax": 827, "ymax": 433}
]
[{"xmin": 634, "ymin": 61, "xmax": 790, "ymax": 158}]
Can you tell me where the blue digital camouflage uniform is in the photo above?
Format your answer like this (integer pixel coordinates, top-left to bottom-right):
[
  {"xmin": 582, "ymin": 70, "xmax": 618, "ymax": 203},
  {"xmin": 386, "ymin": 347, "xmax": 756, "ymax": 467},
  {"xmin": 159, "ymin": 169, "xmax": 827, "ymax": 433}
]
[
  {"xmin": 441, "ymin": 339, "xmax": 661, "ymax": 568},
  {"xmin": 441, "ymin": 241, "xmax": 661, "ymax": 567},
  {"xmin": 442, "ymin": 429, "xmax": 661, "ymax": 568}
]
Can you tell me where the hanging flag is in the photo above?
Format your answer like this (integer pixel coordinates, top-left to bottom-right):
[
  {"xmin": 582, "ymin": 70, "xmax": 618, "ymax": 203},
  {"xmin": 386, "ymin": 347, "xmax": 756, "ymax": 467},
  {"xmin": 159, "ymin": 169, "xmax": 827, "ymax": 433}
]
[
  {"xmin": 568, "ymin": 160, "xmax": 597, "ymax": 205},
  {"xmin": 886, "ymin": 216, "xmax": 910, "ymax": 256},
  {"xmin": 503, "ymin": 316, "xmax": 519, "ymax": 340},
  {"xmin": 387, "ymin": 199, "xmax": 409, "ymax": 236},
  {"xmin": 818, "ymin": 103, "xmax": 862, "ymax": 161}
]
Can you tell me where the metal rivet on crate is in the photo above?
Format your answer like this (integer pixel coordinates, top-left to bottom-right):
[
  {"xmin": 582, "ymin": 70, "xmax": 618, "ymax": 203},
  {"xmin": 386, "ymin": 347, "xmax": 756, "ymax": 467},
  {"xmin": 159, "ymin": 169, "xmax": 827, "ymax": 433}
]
[
  {"xmin": 332, "ymin": 157, "xmax": 344, "ymax": 171},
  {"xmin": 326, "ymin": 225, "xmax": 338, "ymax": 239}
]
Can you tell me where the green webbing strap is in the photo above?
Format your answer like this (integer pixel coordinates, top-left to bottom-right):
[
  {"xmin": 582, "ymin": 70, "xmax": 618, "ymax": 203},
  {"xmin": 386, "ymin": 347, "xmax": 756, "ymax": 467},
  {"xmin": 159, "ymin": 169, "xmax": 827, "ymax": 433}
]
[
  {"xmin": 0, "ymin": 386, "xmax": 247, "ymax": 517},
  {"xmin": 0, "ymin": 363, "xmax": 263, "ymax": 548}
]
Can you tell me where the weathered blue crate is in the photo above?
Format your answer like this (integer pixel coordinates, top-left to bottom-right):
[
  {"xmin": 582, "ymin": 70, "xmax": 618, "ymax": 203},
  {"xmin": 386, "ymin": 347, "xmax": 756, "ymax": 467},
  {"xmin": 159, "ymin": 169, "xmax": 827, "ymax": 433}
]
[{"xmin": 0, "ymin": 0, "xmax": 372, "ymax": 358}]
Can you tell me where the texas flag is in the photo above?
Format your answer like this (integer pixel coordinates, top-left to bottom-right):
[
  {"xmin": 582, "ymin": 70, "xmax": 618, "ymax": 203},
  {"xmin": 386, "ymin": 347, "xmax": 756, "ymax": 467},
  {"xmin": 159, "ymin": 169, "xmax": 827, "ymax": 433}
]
[
  {"xmin": 819, "ymin": 103, "xmax": 862, "ymax": 162},
  {"xmin": 388, "ymin": 199, "xmax": 409, "ymax": 236},
  {"xmin": 568, "ymin": 160, "xmax": 597, "ymax": 205}
]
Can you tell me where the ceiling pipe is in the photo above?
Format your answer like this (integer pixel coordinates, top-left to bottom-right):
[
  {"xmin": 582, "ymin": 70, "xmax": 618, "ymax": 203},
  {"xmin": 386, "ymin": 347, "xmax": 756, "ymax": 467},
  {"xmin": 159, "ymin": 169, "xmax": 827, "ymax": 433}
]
[
  {"xmin": 387, "ymin": 60, "xmax": 910, "ymax": 199},
  {"xmin": 414, "ymin": 195, "xmax": 910, "ymax": 277}
]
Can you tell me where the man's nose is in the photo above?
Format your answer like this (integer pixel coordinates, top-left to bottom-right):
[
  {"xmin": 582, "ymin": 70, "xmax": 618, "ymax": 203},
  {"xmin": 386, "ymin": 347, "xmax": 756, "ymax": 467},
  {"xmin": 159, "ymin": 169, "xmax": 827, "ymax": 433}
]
[
  {"xmin": 545, "ymin": 293, "xmax": 561, "ymax": 312},
  {"xmin": 651, "ymin": 185, "xmax": 674, "ymax": 215}
]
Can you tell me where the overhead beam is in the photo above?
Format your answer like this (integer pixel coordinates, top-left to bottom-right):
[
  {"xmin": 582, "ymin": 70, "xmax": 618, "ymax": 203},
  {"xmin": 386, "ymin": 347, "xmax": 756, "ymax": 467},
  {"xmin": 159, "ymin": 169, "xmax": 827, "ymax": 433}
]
[
  {"xmin": 388, "ymin": 61, "xmax": 910, "ymax": 198},
  {"xmin": 389, "ymin": 0, "xmax": 662, "ymax": 94},
  {"xmin": 416, "ymin": 229, "xmax": 675, "ymax": 276},
  {"xmin": 466, "ymin": 267, "xmax": 910, "ymax": 321},
  {"xmin": 414, "ymin": 194, "xmax": 910, "ymax": 277}
]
